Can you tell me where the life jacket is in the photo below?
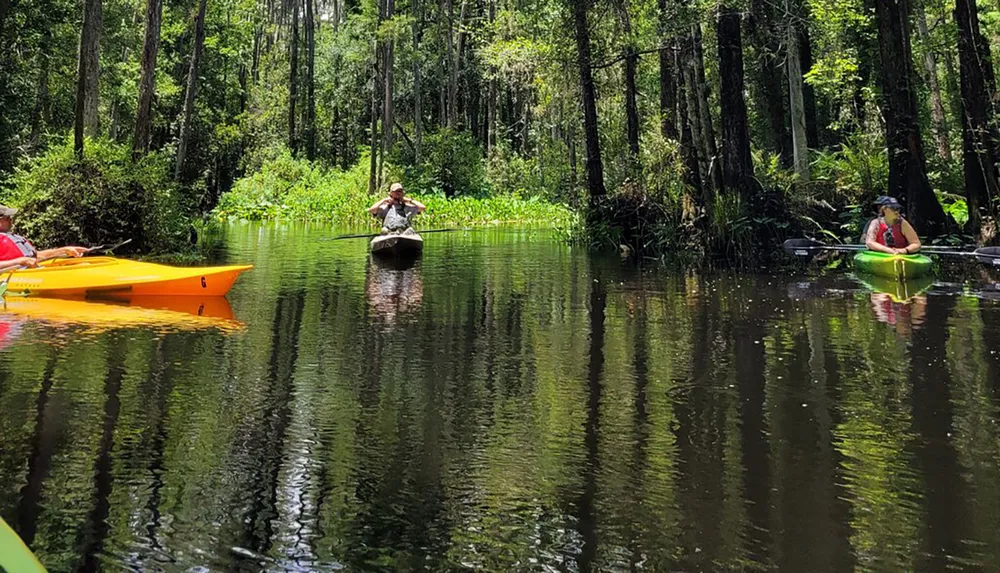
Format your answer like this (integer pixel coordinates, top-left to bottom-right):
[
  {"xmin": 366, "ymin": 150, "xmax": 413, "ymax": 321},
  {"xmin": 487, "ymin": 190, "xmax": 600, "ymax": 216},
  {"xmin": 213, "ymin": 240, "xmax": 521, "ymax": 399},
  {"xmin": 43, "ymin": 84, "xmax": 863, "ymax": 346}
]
[
  {"xmin": 0, "ymin": 232, "xmax": 36, "ymax": 257},
  {"xmin": 872, "ymin": 218, "xmax": 908, "ymax": 248}
]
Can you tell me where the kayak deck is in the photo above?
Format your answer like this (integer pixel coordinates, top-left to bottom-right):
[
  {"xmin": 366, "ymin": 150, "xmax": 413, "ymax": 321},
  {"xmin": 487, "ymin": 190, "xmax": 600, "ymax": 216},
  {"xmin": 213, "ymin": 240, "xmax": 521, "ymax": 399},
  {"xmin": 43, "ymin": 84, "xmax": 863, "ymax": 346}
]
[
  {"xmin": 2, "ymin": 257, "xmax": 252, "ymax": 297},
  {"xmin": 370, "ymin": 233, "xmax": 424, "ymax": 256},
  {"xmin": 853, "ymin": 251, "xmax": 933, "ymax": 280}
]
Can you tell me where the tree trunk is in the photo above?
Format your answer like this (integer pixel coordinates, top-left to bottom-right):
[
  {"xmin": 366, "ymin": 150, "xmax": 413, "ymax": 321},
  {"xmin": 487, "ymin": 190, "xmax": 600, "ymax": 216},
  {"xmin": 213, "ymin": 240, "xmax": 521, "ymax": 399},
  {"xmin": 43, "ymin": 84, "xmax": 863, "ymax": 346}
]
[
  {"xmin": 717, "ymin": 4, "xmax": 754, "ymax": 200},
  {"xmin": 693, "ymin": 24, "xmax": 721, "ymax": 191},
  {"xmin": 74, "ymin": 0, "xmax": 102, "ymax": 159},
  {"xmin": 252, "ymin": 24, "xmax": 262, "ymax": 84},
  {"xmin": 798, "ymin": 26, "xmax": 819, "ymax": 148},
  {"xmin": 748, "ymin": 0, "xmax": 789, "ymax": 165},
  {"xmin": 683, "ymin": 43, "xmax": 710, "ymax": 198},
  {"xmin": 572, "ymin": 0, "xmax": 606, "ymax": 213},
  {"xmin": 175, "ymin": 0, "xmax": 208, "ymax": 180},
  {"xmin": 613, "ymin": 0, "xmax": 639, "ymax": 157},
  {"xmin": 368, "ymin": 38, "xmax": 380, "ymax": 194},
  {"xmin": 486, "ymin": 0, "xmax": 496, "ymax": 152},
  {"xmin": 382, "ymin": 0, "xmax": 394, "ymax": 162},
  {"xmin": 29, "ymin": 30, "xmax": 51, "ymax": 147},
  {"xmin": 657, "ymin": 0, "xmax": 678, "ymax": 140},
  {"xmin": 413, "ymin": 0, "xmax": 423, "ymax": 161},
  {"xmin": 446, "ymin": 0, "xmax": 457, "ymax": 127},
  {"xmin": 132, "ymin": 0, "xmax": 161, "ymax": 158},
  {"xmin": 289, "ymin": 0, "xmax": 299, "ymax": 154},
  {"xmin": 787, "ymin": 22, "xmax": 810, "ymax": 179},
  {"xmin": 874, "ymin": 0, "xmax": 949, "ymax": 235},
  {"xmin": 305, "ymin": 0, "xmax": 316, "ymax": 159},
  {"xmin": 916, "ymin": 1, "xmax": 950, "ymax": 161},
  {"xmin": 955, "ymin": 0, "xmax": 999, "ymax": 233},
  {"xmin": 676, "ymin": 48, "xmax": 703, "ymax": 199}
]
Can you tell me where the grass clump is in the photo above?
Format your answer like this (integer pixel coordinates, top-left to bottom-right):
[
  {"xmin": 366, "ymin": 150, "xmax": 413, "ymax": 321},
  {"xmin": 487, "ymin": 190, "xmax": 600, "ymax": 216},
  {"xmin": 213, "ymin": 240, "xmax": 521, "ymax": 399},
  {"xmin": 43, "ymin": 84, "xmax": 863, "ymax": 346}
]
[{"xmin": 213, "ymin": 151, "xmax": 574, "ymax": 228}]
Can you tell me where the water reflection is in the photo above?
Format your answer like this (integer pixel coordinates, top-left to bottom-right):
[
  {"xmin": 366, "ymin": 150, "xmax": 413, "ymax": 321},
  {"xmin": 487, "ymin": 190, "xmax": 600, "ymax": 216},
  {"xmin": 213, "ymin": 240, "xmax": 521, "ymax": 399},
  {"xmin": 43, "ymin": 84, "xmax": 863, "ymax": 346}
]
[
  {"xmin": 0, "ymin": 225, "xmax": 999, "ymax": 571},
  {"xmin": 365, "ymin": 255, "xmax": 424, "ymax": 327}
]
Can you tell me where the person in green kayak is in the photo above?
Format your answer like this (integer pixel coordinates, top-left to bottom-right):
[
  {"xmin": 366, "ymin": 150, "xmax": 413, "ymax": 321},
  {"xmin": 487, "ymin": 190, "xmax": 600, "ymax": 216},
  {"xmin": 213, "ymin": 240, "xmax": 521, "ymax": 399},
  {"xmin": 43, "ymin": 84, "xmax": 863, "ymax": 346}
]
[
  {"xmin": 0, "ymin": 205, "xmax": 87, "ymax": 268},
  {"xmin": 863, "ymin": 196, "xmax": 922, "ymax": 255},
  {"xmin": 368, "ymin": 183, "xmax": 426, "ymax": 234}
]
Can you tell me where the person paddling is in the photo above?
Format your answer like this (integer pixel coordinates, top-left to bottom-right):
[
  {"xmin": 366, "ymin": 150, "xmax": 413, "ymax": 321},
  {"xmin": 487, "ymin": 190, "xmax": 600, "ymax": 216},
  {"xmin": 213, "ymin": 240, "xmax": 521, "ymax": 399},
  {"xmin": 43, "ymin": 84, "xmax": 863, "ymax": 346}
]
[
  {"xmin": 0, "ymin": 205, "xmax": 87, "ymax": 268},
  {"xmin": 863, "ymin": 196, "xmax": 922, "ymax": 255},
  {"xmin": 368, "ymin": 183, "xmax": 426, "ymax": 234}
]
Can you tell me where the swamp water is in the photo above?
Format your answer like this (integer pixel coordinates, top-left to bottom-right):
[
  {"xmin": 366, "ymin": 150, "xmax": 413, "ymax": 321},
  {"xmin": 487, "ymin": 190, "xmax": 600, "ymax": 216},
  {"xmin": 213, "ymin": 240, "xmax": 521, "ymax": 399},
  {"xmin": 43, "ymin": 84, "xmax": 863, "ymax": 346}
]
[{"xmin": 2, "ymin": 224, "xmax": 1000, "ymax": 571}]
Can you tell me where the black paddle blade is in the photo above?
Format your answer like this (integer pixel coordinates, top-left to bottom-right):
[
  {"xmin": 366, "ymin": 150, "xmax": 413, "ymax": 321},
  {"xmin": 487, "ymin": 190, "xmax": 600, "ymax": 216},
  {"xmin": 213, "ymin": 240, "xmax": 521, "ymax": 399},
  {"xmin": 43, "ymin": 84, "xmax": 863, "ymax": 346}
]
[
  {"xmin": 975, "ymin": 247, "xmax": 1000, "ymax": 265},
  {"xmin": 782, "ymin": 238, "xmax": 824, "ymax": 257}
]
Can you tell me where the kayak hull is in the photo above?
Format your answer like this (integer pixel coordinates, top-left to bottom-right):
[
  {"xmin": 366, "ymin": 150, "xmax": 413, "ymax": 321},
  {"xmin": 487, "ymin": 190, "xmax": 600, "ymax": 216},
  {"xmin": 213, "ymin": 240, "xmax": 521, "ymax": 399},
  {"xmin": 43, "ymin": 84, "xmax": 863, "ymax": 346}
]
[
  {"xmin": 853, "ymin": 251, "xmax": 933, "ymax": 280},
  {"xmin": 370, "ymin": 233, "xmax": 423, "ymax": 257},
  {"xmin": 2, "ymin": 257, "xmax": 252, "ymax": 297}
]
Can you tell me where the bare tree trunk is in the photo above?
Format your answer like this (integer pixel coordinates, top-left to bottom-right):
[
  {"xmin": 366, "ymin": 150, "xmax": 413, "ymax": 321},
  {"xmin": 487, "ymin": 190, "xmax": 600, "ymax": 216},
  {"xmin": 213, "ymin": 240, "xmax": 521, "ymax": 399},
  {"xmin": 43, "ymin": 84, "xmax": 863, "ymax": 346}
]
[
  {"xmin": 787, "ymin": 21, "xmax": 810, "ymax": 180},
  {"xmin": 798, "ymin": 27, "xmax": 819, "ymax": 147},
  {"xmin": 413, "ymin": 0, "xmax": 423, "ymax": 161},
  {"xmin": 289, "ymin": 0, "xmax": 299, "ymax": 154},
  {"xmin": 175, "ymin": 0, "xmax": 208, "ymax": 180},
  {"xmin": 748, "ymin": 0, "xmax": 789, "ymax": 165},
  {"xmin": 683, "ymin": 45, "xmax": 709, "ymax": 197},
  {"xmin": 874, "ymin": 0, "xmax": 949, "ymax": 235},
  {"xmin": 74, "ymin": 0, "xmax": 102, "ymax": 159},
  {"xmin": 368, "ymin": 37, "xmax": 380, "ymax": 194},
  {"xmin": 29, "ymin": 30, "xmax": 51, "ymax": 147},
  {"xmin": 955, "ymin": 0, "xmax": 999, "ymax": 233},
  {"xmin": 132, "ymin": 0, "xmax": 162, "ymax": 158},
  {"xmin": 447, "ymin": 0, "xmax": 458, "ymax": 127},
  {"xmin": 613, "ymin": 0, "xmax": 639, "ymax": 157},
  {"xmin": 692, "ymin": 24, "xmax": 720, "ymax": 191},
  {"xmin": 916, "ymin": 1, "xmax": 950, "ymax": 161},
  {"xmin": 572, "ymin": 0, "xmax": 606, "ymax": 214},
  {"xmin": 305, "ymin": 0, "xmax": 316, "ymax": 159},
  {"xmin": 252, "ymin": 24, "xmax": 262, "ymax": 84},
  {"xmin": 486, "ymin": 0, "xmax": 496, "ymax": 152},
  {"xmin": 717, "ymin": 4, "xmax": 754, "ymax": 200},
  {"xmin": 382, "ymin": 0, "xmax": 394, "ymax": 155}
]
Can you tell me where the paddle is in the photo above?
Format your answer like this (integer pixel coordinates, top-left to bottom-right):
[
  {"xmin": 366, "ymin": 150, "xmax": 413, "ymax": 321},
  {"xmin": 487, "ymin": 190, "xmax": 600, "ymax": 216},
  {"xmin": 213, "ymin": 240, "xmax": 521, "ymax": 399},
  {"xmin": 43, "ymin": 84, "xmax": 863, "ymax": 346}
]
[
  {"xmin": 324, "ymin": 228, "xmax": 472, "ymax": 241},
  {"xmin": 85, "ymin": 238, "xmax": 132, "ymax": 254},
  {"xmin": 783, "ymin": 238, "xmax": 1000, "ymax": 264}
]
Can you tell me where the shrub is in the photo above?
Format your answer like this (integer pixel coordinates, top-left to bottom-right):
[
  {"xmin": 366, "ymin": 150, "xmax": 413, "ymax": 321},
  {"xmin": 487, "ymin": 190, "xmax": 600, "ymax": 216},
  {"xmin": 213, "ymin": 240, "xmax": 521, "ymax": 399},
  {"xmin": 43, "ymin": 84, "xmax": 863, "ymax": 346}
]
[
  {"xmin": 1, "ymin": 138, "xmax": 193, "ymax": 254},
  {"xmin": 393, "ymin": 129, "xmax": 487, "ymax": 197},
  {"xmin": 214, "ymin": 152, "xmax": 573, "ymax": 228}
]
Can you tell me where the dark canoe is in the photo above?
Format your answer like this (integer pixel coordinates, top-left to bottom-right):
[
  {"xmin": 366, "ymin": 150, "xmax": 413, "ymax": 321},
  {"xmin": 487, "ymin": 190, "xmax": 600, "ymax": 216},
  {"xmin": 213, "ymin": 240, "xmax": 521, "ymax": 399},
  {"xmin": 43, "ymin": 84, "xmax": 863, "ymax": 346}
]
[{"xmin": 370, "ymin": 232, "xmax": 424, "ymax": 256}]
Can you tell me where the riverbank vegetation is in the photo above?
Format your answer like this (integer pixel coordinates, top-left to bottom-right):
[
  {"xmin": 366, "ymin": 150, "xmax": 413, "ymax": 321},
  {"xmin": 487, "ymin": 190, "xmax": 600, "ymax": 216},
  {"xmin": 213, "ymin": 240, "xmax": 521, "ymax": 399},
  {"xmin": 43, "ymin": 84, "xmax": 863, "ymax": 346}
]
[{"xmin": 0, "ymin": 0, "xmax": 998, "ymax": 257}]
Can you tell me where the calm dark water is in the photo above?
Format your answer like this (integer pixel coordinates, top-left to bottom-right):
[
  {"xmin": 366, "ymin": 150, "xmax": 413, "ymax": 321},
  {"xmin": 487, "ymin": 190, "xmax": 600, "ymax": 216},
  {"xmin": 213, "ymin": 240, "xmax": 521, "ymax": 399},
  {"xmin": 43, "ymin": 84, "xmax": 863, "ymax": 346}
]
[{"xmin": 3, "ymin": 224, "xmax": 1000, "ymax": 572}]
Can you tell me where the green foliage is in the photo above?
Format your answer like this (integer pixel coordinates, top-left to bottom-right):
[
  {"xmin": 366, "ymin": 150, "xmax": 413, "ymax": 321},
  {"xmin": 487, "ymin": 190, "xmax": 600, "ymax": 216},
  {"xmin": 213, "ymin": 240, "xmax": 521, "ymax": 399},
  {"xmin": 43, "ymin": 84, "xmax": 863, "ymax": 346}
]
[
  {"xmin": 214, "ymin": 152, "xmax": 573, "ymax": 228},
  {"xmin": 0, "ymin": 138, "xmax": 193, "ymax": 253},
  {"xmin": 394, "ymin": 129, "xmax": 488, "ymax": 198}
]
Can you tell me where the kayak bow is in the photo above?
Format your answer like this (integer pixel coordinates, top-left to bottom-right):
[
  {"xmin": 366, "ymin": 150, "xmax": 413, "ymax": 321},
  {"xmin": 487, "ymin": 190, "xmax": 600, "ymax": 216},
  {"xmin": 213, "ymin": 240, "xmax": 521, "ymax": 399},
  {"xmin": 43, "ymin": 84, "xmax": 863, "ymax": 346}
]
[
  {"xmin": 2, "ymin": 257, "xmax": 252, "ymax": 297},
  {"xmin": 853, "ymin": 250, "xmax": 934, "ymax": 280}
]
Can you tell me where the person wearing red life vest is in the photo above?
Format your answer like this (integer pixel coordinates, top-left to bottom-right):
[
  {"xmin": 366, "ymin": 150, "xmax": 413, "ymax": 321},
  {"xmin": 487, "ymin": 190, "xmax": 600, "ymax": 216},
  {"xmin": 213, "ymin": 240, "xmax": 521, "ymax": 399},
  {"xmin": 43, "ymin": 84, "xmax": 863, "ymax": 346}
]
[
  {"xmin": 863, "ymin": 196, "xmax": 922, "ymax": 255},
  {"xmin": 0, "ymin": 205, "xmax": 87, "ymax": 269}
]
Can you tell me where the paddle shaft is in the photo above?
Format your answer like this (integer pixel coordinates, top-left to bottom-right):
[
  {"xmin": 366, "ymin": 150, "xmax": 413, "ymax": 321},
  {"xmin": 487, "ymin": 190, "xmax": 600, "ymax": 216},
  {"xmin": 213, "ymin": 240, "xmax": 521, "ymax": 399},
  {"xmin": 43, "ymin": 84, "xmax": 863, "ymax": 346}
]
[
  {"xmin": 326, "ymin": 228, "xmax": 471, "ymax": 241},
  {"xmin": 785, "ymin": 240, "xmax": 1000, "ymax": 260}
]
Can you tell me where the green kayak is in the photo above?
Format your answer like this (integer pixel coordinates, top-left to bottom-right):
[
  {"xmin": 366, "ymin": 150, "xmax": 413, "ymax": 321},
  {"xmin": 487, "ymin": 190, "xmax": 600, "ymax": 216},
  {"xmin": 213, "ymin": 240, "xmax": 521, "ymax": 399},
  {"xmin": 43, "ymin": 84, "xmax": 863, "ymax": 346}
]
[
  {"xmin": 1, "ymin": 517, "xmax": 45, "ymax": 572},
  {"xmin": 853, "ymin": 250, "xmax": 933, "ymax": 280}
]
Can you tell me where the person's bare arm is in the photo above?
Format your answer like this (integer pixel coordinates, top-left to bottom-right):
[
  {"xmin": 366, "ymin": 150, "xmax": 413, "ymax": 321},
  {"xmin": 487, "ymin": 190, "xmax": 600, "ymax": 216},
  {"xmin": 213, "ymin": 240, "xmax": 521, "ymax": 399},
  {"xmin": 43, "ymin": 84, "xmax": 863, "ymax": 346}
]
[
  {"xmin": 368, "ymin": 197, "xmax": 391, "ymax": 215},
  {"xmin": 0, "ymin": 256, "xmax": 37, "ymax": 269},
  {"xmin": 405, "ymin": 198, "xmax": 426, "ymax": 213},
  {"xmin": 35, "ymin": 246, "xmax": 87, "ymax": 261},
  {"xmin": 900, "ymin": 220, "xmax": 922, "ymax": 253},
  {"xmin": 865, "ymin": 221, "xmax": 897, "ymax": 254}
]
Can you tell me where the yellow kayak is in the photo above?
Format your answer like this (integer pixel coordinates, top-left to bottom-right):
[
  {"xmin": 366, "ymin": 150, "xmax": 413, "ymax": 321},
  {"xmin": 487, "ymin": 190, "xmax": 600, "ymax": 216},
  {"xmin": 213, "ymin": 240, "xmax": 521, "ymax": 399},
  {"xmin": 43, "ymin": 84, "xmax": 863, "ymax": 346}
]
[
  {"xmin": 1, "ymin": 257, "xmax": 252, "ymax": 297},
  {"xmin": 0, "ymin": 296, "xmax": 244, "ymax": 332}
]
